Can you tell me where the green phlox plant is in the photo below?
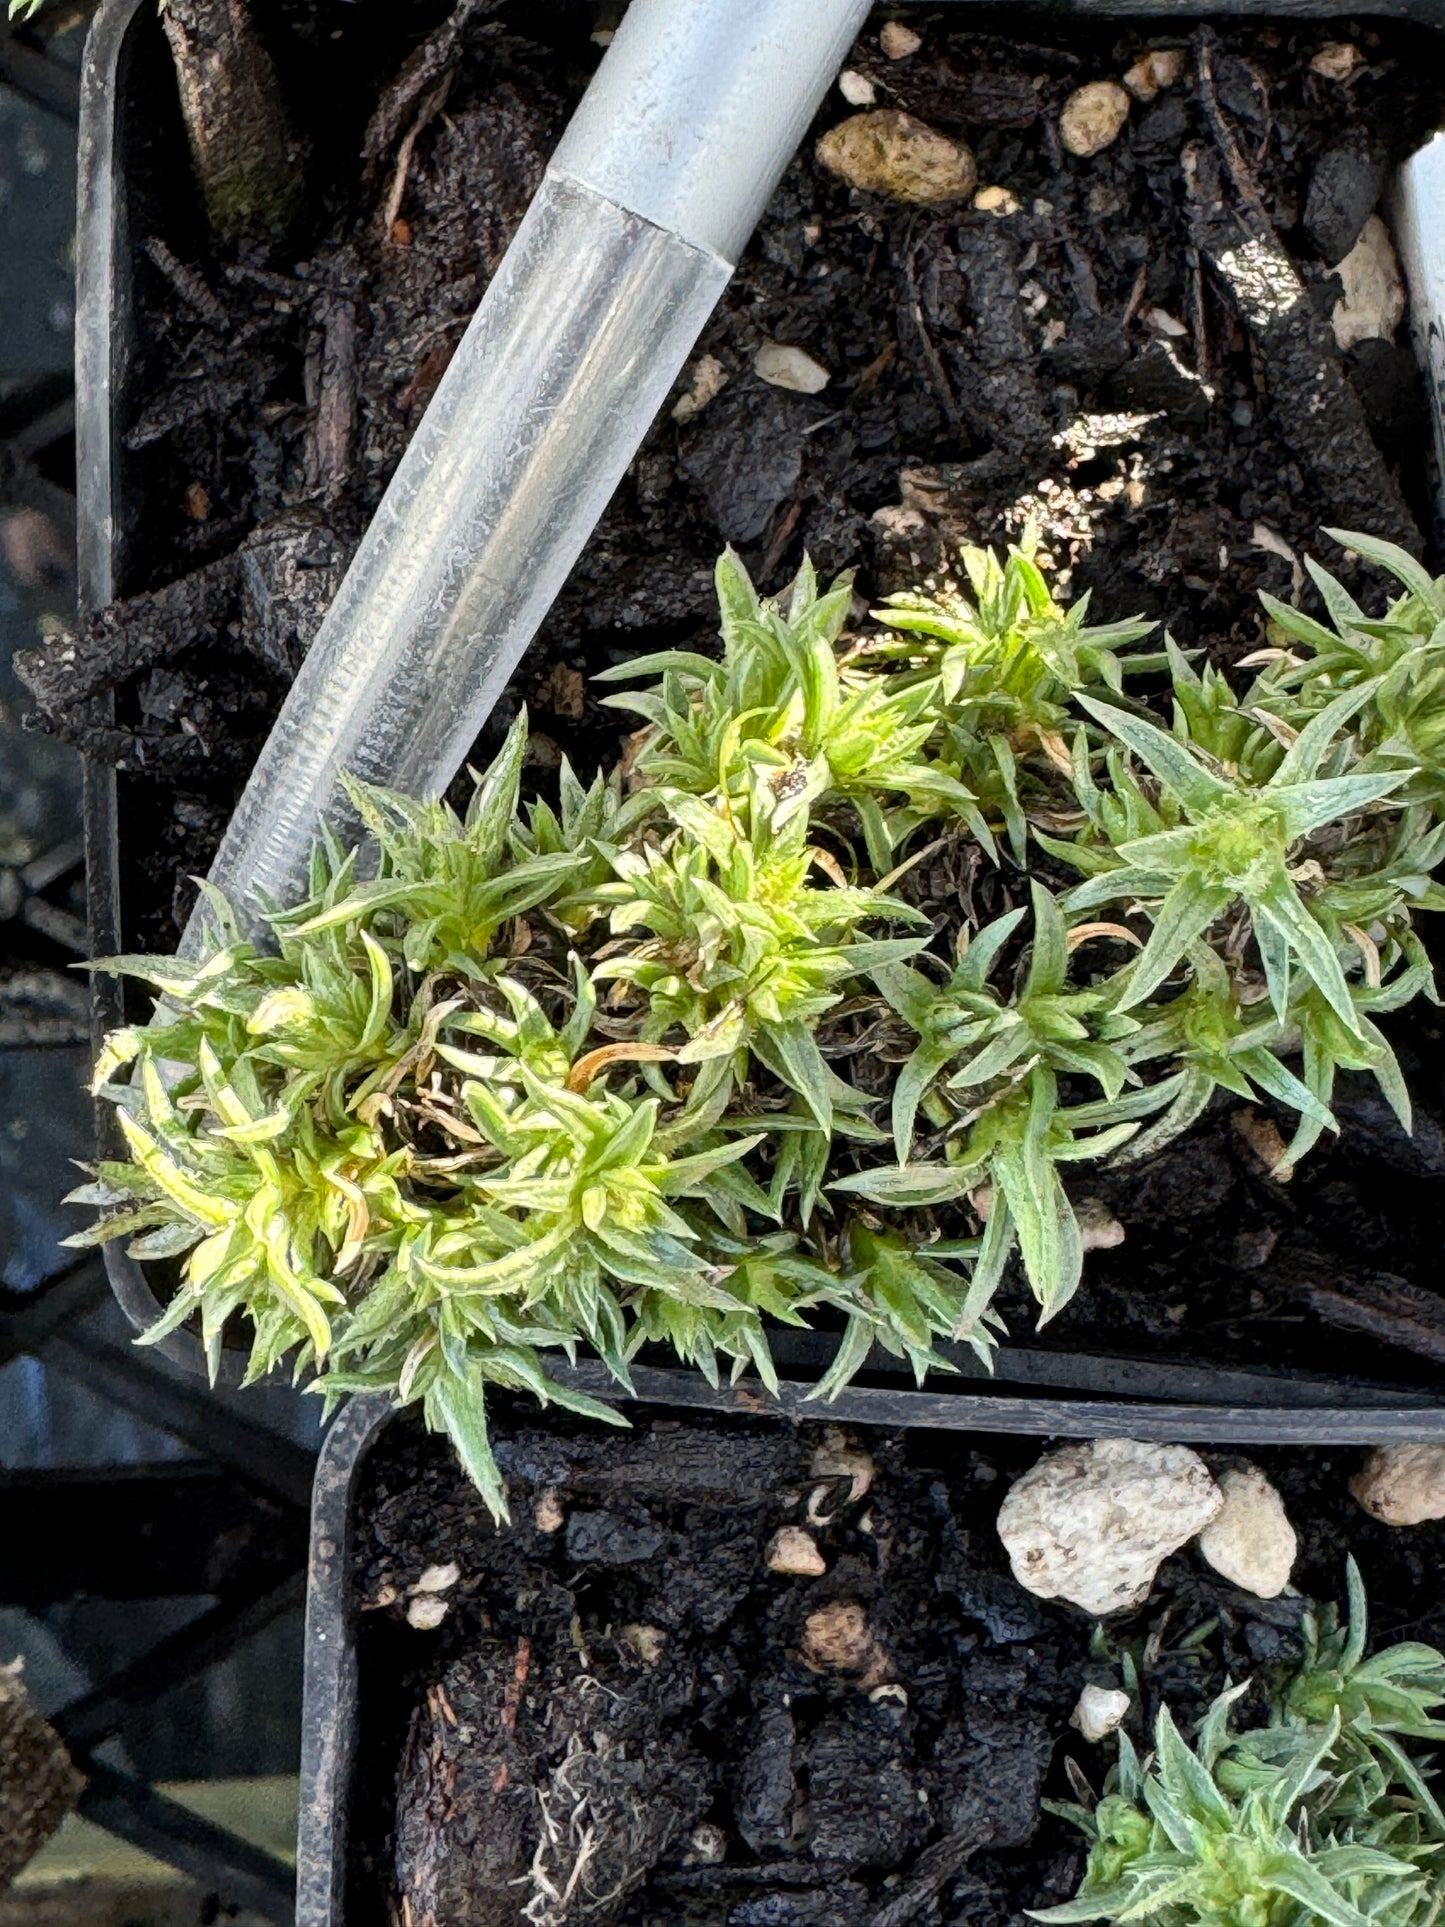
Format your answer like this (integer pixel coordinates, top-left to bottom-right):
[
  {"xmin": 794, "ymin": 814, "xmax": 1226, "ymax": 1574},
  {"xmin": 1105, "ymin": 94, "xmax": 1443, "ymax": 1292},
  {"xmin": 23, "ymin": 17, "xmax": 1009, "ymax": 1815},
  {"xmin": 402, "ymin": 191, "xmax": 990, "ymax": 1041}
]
[
  {"xmin": 868, "ymin": 533, "xmax": 1165, "ymax": 861},
  {"xmin": 1037, "ymin": 1564, "xmax": 1445, "ymax": 1927},
  {"xmin": 76, "ymin": 532, "xmax": 1445, "ymax": 1504},
  {"xmin": 1257, "ymin": 531, "xmax": 1445, "ymax": 812}
]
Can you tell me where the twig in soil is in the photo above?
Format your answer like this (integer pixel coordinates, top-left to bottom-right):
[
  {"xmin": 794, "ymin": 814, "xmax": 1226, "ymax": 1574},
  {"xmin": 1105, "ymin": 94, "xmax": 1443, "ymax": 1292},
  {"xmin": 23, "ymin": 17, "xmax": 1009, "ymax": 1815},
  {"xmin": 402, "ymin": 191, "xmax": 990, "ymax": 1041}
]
[
  {"xmin": 1192, "ymin": 30, "xmax": 1272, "ymax": 232},
  {"xmin": 868, "ymin": 1819, "xmax": 994, "ymax": 1927},
  {"xmin": 761, "ymin": 499, "xmax": 803, "ymax": 579},
  {"xmin": 1183, "ymin": 42, "xmax": 1421, "ymax": 549},
  {"xmin": 898, "ymin": 226, "xmax": 962, "ymax": 435},
  {"xmin": 1296, "ymin": 1268, "xmax": 1445, "ymax": 1367},
  {"xmin": 362, "ymin": 0, "xmax": 497, "ymax": 180},
  {"xmin": 141, "ymin": 237, "xmax": 228, "ymax": 332},
  {"xmin": 1121, "ymin": 265, "xmax": 1148, "ymax": 330},
  {"xmin": 1186, "ymin": 246, "xmax": 1210, "ymax": 383},
  {"xmin": 310, "ymin": 289, "xmax": 358, "ymax": 496},
  {"xmin": 378, "ymin": 75, "xmax": 454, "ymax": 243}
]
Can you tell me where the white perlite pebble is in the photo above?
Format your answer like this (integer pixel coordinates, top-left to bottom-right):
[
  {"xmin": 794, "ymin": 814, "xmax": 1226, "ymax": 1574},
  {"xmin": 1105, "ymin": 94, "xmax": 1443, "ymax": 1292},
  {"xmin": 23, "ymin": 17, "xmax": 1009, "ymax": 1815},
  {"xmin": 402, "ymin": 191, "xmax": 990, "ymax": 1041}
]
[
  {"xmin": 1059, "ymin": 82, "xmax": 1131, "ymax": 158},
  {"xmin": 406, "ymin": 1594, "xmax": 449, "ymax": 1630},
  {"xmin": 672, "ymin": 353, "xmax": 729, "ymax": 424},
  {"xmin": 839, "ymin": 69, "xmax": 877, "ymax": 107},
  {"xmin": 880, "ymin": 21, "xmax": 922, "ymax": 59},
  {"xmin": 1352, "ymin": 1444, "xmax": 1445, "ymax": 1526},
  {"xmin": 766, "ymin": 1526, "xmax": 828, "ymax": 1577},
  {"xmin": 974, "ymin": 185, "xmax": 1021, "ymax": 216},
  {"xmin": 754, "ymin": 342, "xmax": 831, "ymax": 394},
  {"xmin": 997, "ymin": 1438, "xmax": 1223, "ymax": 1616},
  {"xmin": 1072, "ymin": 1685, "xmax": 1131, "ymax": 1742},
  {"xmin": 1196, "ymin": 1464, "xmax": 1296, "ymax": 1598},
  {"xmin": 411, "ymin": 1561, "xmax": 460, "ymax": 1595},
  {"xmin": 1310, "ymin": 41, "xmax": 1361, "ymax": 81},
  {"xmin": 1331, "ymin": 215, "xmax": 1406, "ymax": 351}
]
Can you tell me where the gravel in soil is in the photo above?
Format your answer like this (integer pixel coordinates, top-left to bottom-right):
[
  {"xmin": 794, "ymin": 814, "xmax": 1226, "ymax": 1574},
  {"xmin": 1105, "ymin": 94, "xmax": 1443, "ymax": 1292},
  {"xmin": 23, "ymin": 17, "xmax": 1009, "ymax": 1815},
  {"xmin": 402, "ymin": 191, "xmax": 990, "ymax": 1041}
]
[
  {"xmin": 38, "ymin": 6, "xmax": 1445, "ymax": 1382},
  {"xmin": 345, "ymin": 1405, "xmax": 1445, "ymax": 1927}
]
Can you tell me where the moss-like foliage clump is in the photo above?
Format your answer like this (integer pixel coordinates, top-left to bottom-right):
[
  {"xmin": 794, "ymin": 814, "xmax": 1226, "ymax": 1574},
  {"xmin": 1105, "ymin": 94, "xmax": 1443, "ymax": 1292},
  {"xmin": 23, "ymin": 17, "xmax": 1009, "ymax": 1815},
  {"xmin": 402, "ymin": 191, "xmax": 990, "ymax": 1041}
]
[{"xmin": 76, "ymin": 530, "xmax": 1445, "ymax": 1505}]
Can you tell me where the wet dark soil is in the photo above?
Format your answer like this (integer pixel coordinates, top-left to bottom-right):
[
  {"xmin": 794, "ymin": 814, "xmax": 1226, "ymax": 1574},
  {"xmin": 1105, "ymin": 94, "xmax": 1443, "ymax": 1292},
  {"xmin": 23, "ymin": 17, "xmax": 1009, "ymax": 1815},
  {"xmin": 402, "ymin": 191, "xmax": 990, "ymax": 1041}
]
[
  {"xmin": 42, "ymin": 4, "xmax": 1445, "ymax": 1385},
  {"xmin": 345, "ymin": 1404, "xmax": 1445, "ymax": 1927}
]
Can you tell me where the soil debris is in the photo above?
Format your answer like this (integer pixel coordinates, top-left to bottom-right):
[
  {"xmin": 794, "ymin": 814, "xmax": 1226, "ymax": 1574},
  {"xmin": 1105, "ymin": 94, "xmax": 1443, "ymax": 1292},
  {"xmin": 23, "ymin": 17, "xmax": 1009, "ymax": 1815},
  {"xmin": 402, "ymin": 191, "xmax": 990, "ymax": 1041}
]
[{"xmin": 800, "ymin": 1600, "xmax": 879, "ymax": 1673}]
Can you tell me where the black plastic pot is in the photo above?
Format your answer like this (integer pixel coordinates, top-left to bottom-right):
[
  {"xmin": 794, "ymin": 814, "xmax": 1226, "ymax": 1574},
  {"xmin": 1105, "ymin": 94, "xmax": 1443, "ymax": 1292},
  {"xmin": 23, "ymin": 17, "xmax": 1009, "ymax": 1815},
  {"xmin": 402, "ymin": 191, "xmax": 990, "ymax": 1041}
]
[
  {"xmin": 75, "ymin": 0, "xmax": 1445, "ymax": 1406},
  {"xmin": 296, "ymin": 1375, "xmax": 1445, "ymax": 1927}
]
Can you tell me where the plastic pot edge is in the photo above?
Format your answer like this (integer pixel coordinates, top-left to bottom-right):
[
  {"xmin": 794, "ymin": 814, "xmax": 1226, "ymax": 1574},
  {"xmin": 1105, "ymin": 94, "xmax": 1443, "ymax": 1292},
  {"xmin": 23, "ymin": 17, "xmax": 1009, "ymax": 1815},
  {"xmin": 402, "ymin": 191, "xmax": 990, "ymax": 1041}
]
[{"xmin": 295, "ymin": 1371, "xmax": 1445, "ymax": 1927}]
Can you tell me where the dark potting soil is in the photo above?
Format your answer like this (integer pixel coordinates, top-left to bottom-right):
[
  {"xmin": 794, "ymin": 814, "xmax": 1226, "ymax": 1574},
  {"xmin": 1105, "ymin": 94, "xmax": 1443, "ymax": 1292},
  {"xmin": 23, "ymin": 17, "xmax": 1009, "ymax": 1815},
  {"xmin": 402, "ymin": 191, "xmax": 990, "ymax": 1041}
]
[
  {"xmin": 346, "ymin": 1405, "xmax": 1445, "ymax": 1927},
  {"xmin": 43, "ymin": 5, "xmax": 1445, "ymax": 1382}
]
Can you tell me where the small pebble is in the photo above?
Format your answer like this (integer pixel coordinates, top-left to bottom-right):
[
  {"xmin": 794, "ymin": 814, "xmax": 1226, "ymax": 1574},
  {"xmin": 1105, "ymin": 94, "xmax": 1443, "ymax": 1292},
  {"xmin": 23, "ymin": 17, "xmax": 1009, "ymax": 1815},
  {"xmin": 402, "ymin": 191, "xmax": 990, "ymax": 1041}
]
[
  {"xmin": 1196, "ymin": 1464, "xmax": 1297, "ymax": 1598},
  {"xmin": 406, "ymin": 1594, "xmax": 449, "ymax": 1630},
  {"xmin": 801, "ymin": 1600, "xmax": 876, "ymax": 1671},
  {"xmin": 1352, "ymin": 1443, "xmax": 1445, "ymax": 1525},
  {"xmin": 1060, "ymin": 81, "xmax": 1131, "ymax": 158},
  {"xmin": 621, "ymin": 1623, "xmax": 667, "ymax": 1665},
  {"xmin": 1232, "ymin": 1107, "xmax": 1292, "ymax": 1180},
  {"xmin": 672, "ymin": 353, "xmax": 729, "ymax": 424},
  {"xmin": 411, "ymin": 1562, "xmax": 460, "ymax": 1595},
  {"xmin": 817, "ymin": 109, "xmax": 977, "ymax": 205},
  {"xmin": 1122, "ymin": 49, "xmax": 1186, "ymax": 101},
  {"xmin": 1076, "ymin": 1197, "xmax": 1125, "ymax": 1254},
  {"xmin": 809, "ymin": 1429, "xmax": 874, "ymax": 1503},
  {"xmin": 1310, "ymin": 41, "xmax": 1361, "ymax": 81},
  {"xmin": 754, "ymin": 341, "xmax": 830, "ymax": 395},
  {"xmin": 686, "ymin": 1823, "xmax": 727, "ymax": 1865},
  {"xmin": 1145, "ymin": 307, "xmax": 1189, "ymax": 338},
  {"xmin": 998, "ymin": 1438, "xmax": 1223, "ymax": 1616},
  {"xmin": 879, "ymin": 21, "xmax": 922, "ymax": 59},
  {"xmin": 1072, "ymin": 1684, "xmax": 1131, "ymax": 1742},
  {"xmin": 839, "ymin": 69, "xmax": 877, "ymax": 107},
  {"xmin": 534, "ymin": 1488, "xmax": 565, "ymax": 1533},
  {"xmin": 973, "ymin": 184, "xmax": 1021, "ymax": 216},
  {"xmin": 1331, "ymin": 215, "xmax": 1406, "ymax": 351},
  {"xmin": 182, "ymin": 482, "xmax": 211, "ymax": 521},
  {"xmin": 767, "ymin": 1526, "xmax": 828, "ymax": 1577}
]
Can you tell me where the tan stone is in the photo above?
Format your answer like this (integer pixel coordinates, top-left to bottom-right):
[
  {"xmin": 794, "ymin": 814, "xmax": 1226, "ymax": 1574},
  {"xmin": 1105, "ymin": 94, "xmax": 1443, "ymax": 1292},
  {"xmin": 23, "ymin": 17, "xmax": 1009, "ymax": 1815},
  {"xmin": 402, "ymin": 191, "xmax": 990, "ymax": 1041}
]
[
  {"xmin": 1060, "ymin": 81, "xmax": 1131, "ymax": 158},
  {"xmin": 879, "ymin": 21, "xmax": 922, "ymax": 59},
  {"xmin": 1332, "ymin": 215, "xmax": 1406, "ymax": 351},
  {"xmin": 817, "ymin": 110, "xmax": 977, "ymax": 205},
  {"xmin": 801, "ymin": 1600, "xmax": 876, "ymax": 1670},
  {"xmin": 1197, "ymin": 1464, "xmax": 1297, "ymax": 1597},
  {"xmin": 754, "ymin": 341, "xmax": 831, "ymax": 394},
  {"xmin": 1123, "ymin": 49, "xmax": 1186, "ymax": 101},
  {"xmin": 1352, "ymin": 1444, "xmax": 1445, "ymax": 1526},
  {"xmin": 767, "ymin": 1526, "xmax": 828, "ymax": 1577}
]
